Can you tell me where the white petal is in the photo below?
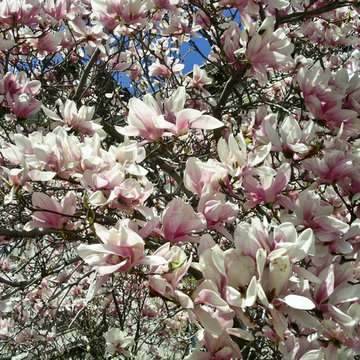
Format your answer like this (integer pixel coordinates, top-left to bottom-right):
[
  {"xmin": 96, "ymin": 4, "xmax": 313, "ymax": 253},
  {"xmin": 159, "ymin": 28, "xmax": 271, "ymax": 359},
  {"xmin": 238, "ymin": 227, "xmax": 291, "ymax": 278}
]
[
  {"xmin": 195, "ymin": 306, "xmax": 223, "ymax": 335},
  {"xmin": 284, "ymin": 294, "xmax": 316, "ymax": 310},
  {"xmin": 299, "ymin": 350, "xmax": 325, "ymax": 360},
  {"xmin": 227, "ymin": 328, "xmax": 254, "ymax": 341},
  {"xmin": 245, "ymin": 276, "xmax": 257, "ymax": 307}
]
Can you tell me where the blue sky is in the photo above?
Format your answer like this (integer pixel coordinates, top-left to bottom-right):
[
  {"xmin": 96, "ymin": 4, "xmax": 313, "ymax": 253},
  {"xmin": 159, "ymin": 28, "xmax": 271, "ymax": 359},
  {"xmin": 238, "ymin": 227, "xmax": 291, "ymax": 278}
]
[
  {"xmin": 180, "ymin": 36, "xmax": 212, "ymax": 74},
  {"xmin": 118, "ymin": 35, "xmax": 211, "ymax": 90}
]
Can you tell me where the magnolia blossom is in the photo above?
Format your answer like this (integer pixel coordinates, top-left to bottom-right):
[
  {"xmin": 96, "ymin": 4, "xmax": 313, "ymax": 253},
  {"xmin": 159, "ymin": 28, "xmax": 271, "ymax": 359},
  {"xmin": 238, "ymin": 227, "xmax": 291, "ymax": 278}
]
[
  {"xmin": 163, "ymin": 13, "xmax": 201, "ymax": 43},
  {"xmin": 28, "ymin": 31, "xmax": 62, "ymax": 59},
  {"xmin": 0, "ymin": 127, "xmax": 81, "ymax": 186},
  {"xmin": 116, "ymin": 97, "xmax": 173, "ymax": 141},
  {"xmin": 198, "ymin": 190, "xmax": 238, "ymax": 240},
  {"xmin": 297, "ymin": 65, "xmax": 360, "ymax": 136},
  {"xmin": 191, "ymin": 237, "xmax": 261, "ymax": 334},
  {"xmin": 42, "ymin": 0, "xmax": 80, "ymax": 22},
  {"xmin": 187, "ymin": 64, "xmax": 212, "ymax": 93},
  {"xmin": 282, "ymin": 190, "xmax": 355, "ymax": 254},
  {"xmin": 162, "ymin": 198, "xmax": 206, "ymax": 243},
  {"xmin": 91, "ymin": 0, "xmax": 151, "ymax": 30},
  {"xmin": 303, "ymin": 150, "xmax": 359, "ymax": 185},
  {"xmin": 184, "ymin": 157, "xmax": 228, "ymax": 197},
  {"xmin": 42, "ymin": 99, "xmax": 106, "ymax": 138},
  {"xmin": 234, "ymin": 16, "xmax": 294, "ymax": 82},
  {"xmin": 6, "ymin": 93, "xmax": 41, "ymax": 119},
  {"xmin": 243, "ymin": 163, "xmax": 291, "ymax": 208},
  {"xmin": 0, "ymin": 0, "xmax": 41, "ymax": 27},
  {"xmin": 198, "ymin": 192, "xmax": 238, "ymax": 226},
  {"xmin": 77, "ymin": 223, "xmax": 146, "ymax": 275},
  {"xmin": 116, "ymin": 87, "xmax": 223, "ymax": 140},
  {"xmin": 24, "ymin": 192, "xmax": 76, "ymax": 230},
  {"xmin": 148, "ymin": 243, "xmax": 193, "ymax": 308},
  {"xmin": 217, "ymin": 132, "xmax": 272, "ymax": 179},
  {"xmin": 70, "ymin": 17, "xmax": 107, "ymax": 52},
  {"xmin": 185, "ymin": 329, "xmax": 242, "ymax": 360},
  {"xmin": 148, "ymin": 56, "xmax": 184, "ymax": 77},
  {"xmin": 104, "ymin": 328, "xmax": 134, "ymax": 357},
  {"xmin": 262, "ymin": 114, "xmax": 315, "ymax": 156},
  {"xmin": 0, "ymin": 71, "xmax": 41, "ymax": 97}
]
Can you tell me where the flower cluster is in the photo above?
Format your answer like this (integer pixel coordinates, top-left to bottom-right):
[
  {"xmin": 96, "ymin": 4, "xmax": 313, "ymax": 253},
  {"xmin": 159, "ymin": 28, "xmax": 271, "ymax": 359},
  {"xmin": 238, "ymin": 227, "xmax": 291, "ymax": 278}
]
[{"xmin": 0, "ymin": 0, "xmax": 360, "ymax": 359}]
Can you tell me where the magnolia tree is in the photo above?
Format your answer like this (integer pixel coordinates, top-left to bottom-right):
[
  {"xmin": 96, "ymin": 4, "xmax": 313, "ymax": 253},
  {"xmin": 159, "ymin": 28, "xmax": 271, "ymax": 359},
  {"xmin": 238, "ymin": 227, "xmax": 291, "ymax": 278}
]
[{"xmin": 1, "ymin": 0, "xmax": 360, "ymax": 359}]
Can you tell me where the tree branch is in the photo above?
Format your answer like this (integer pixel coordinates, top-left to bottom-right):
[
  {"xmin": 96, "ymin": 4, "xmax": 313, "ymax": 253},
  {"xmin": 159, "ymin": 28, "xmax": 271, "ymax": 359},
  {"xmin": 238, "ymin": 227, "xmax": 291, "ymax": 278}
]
[
  {"xmin": 0, "ymin": 227, "xmax": 59, "ymax": 238},
  {"xmin": 275, "ymin": 1, "xmax": 351, "ymax": 28},
  {"xmin": 0, "ymin": 256, "xmax": 81, "ymax": 299},
  {"xmin": 213, "ymin": 65, "xmax": 250, "ymax": 140},
  {"xmin": 72, "ymin": 48, "xmax": 101, "ymax": 104}
]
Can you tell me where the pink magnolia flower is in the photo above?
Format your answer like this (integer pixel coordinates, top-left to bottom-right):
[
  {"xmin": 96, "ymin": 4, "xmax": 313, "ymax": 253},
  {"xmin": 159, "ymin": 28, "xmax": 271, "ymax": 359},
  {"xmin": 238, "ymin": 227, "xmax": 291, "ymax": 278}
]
[
  {"xmin": 28, "ymin": 31, "xmax": 62, "ymax": 59},
  {"xmin": 261, "ymin": 0, "xmax": 289, "ymax": 10},
  {"xmin": 153, "ymin": 0, "xmax": 179, "ymax": 13},
  {"xmin": 300, "ymin": 9, "xmax": 355, "ymax": 48},
  {"xmin": 198, "ymin": 191, "xmax": 238, "ymax": 240},
  {"xmin": 198, "ymin": 192, "xmax": 238, "ymax": 226},
  {"xmin": 6, "ymin": 93, "xmax": 41, "ymax": 120},
  {"xmin": 1, "ymin": 128, "xmax": 81, "ymax": 182},
  {"xmin": 234, "ymin": 16, "xmax": 294, "ymax": 82},
  {"xmin": 320, "ymin": 323, "xmax": 360, "ymax": 358},
  {"xmin": 149, "ymin": 243, "xmax": 191, "ymax": 291},
  {"xmin": 0, "ymin": 317, "xmax": 14, "ymax": 339},
  {"xmin": 104, "ymin": 328, "xmax": 134, "ymax": 356},
  {"xmin": 313, "ymin": 262, "xmax": 360, "ymax": 317},
  {"xmin": 24, "ymin": 192, "xmax": 76, "ymax": 230},
  {"xmin": 282, "ymin": 190, "xmax": 354, "ymax": 253},
  {"xmin": 217, "ymin": 132, "xmax": 272, "ymax": 179},
  {"xmin": 303, "ymin": 150, "xmax": 359, "ymax": 186},
  {"xmin": 78, "ymin": 220, "xmax": 164, "ymax": 301},
  {"xmin": 262, "ymin": 114, "xmax": 315, "ymax": 156},
  {"xmin": 116, "ymin": 87, "xmax": 223, "ymax": 140},
  {"xmin": 243, "ymin": 163, "xmax": 291, "ymax": 208},
  {"xmin": 149, "ymin": 56, "xmax": 184, "ymax": 77},
  {"xmin": 112, "ymin": 178, "xmax": 153, "ymax": 208},
  {"xmin": 220, "ymin": 21, "xmax": 242, "ymax": 64},
  {"xmin": 172, "ymin": 108, "xmax": 223, "ymax": 136},
  {"xmin": 187, "ymin": 64, "xmax": 212, "ymax": 93},
  {"xmin": 107, "ymin": 139, "xmax": 147, "ymax": 176},
  {"xmin": 339, "ymin": 174, "xmax": 360, "ymax": 197},
  {"xmin": 162, "ymin": 198, "xmax": 206, "ymax": 243},
  {"xmin": 192, "ymin": 238, "xmax": 257, "ymax": 333},
  {"xmin": 163, "ymin": 14, "xmax": 201, "ymax": 43},
  {"xmin": 234, "ymin": 217, "xmax": 272, "ymax": 260},
  {"xmin": 0, "ymin": 71, "xmax": 40, "ymax": 97},
  {"xmin": 163, "ymin": 86, "xmax": 223, "ymax": 136},
  {"xmin": 185, "ymin": 329, "xmax": 242, "ymax": 360},
  {"xmin": 43, "ymin": 0, "xmax": 80, "ymax": 22},
  {"xmin": 233, "ymin": 219, "xmax": 317, "ymax": 314},
  {"xmin": 0, "ymin": 0, "xmax": 41, "ymax": 28},
  {"xmin": 82, "ymin": 166, "xmax": 153, "ymax": 209},
  {"xmin": 91, "ymin": 0, "xmax": 150, "ymax": 30},
  {"xmin": 116, "ymin": 97, "xmax": 173, "ymax": 141},
  {"xmin": 148, "ymin": 243, "xmax": 193, "ymax": 308},
  {"xmin": 280, "ymin": 332, "xmax": 323, "ymax": 360},
  {"xmin": 42, "ymin": 99, "xmax": 106, "ymax": 138},
  {"xmin": 297, "ymin": 65, "xmax": 360, "ymax": 136},
  {"xmin": 184, "ymin": 157, "xmax": 228, "ymax": 197},
  {"xmin": 217, "ymin": 0, "xmax": 259, "ymax": 13},
  {"xmin": 245, "ymin": 18, "xmax": 294, "ymax": 70},
  {"xmin": 77, "ymin": 223, "xmax": 145, "ymax": 275},
  {"xmin": 70, "ymin": 17, "xmax": 107, "ymax": 53}
]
